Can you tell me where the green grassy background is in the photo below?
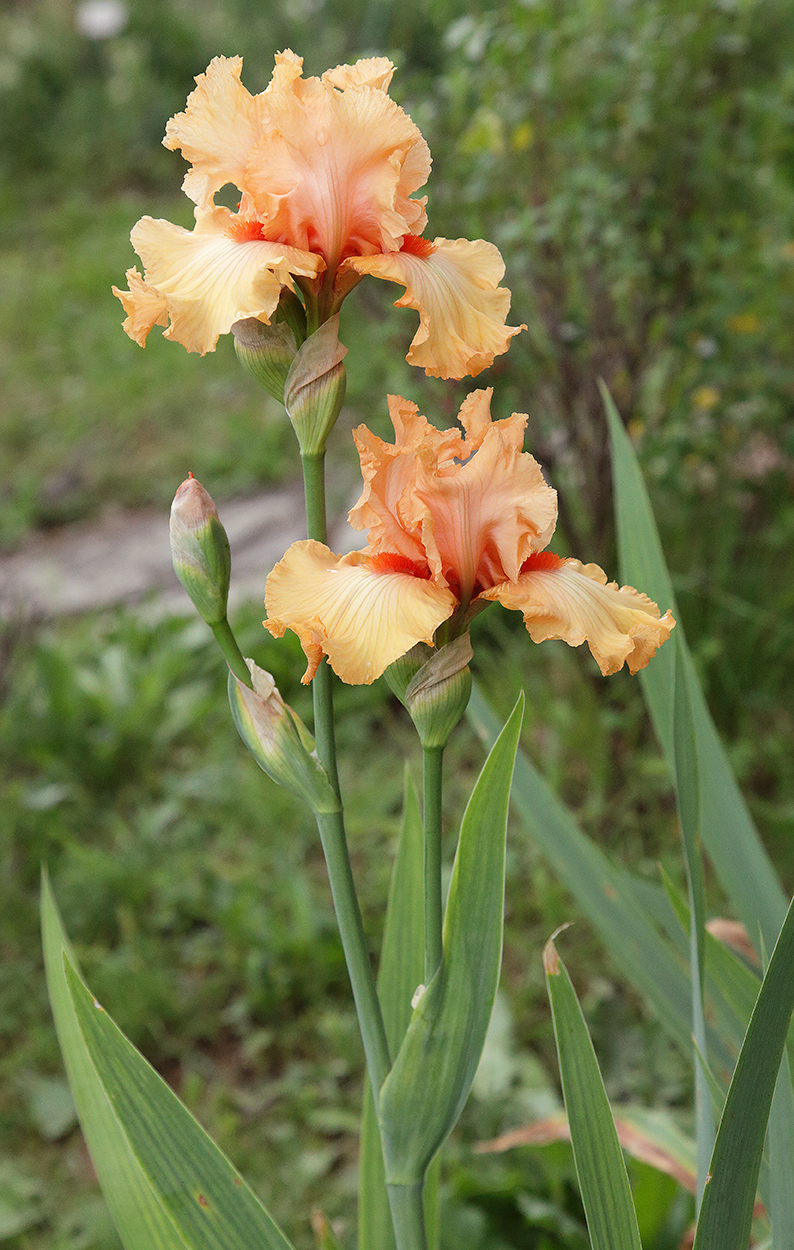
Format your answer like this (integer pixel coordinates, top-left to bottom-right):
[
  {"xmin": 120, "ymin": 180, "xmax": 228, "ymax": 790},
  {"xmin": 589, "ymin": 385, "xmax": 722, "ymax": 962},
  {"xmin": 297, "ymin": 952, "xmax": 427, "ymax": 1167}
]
[{"xmin": 2, "ymin": 0, "xmax": 793, "ymax": 1246}]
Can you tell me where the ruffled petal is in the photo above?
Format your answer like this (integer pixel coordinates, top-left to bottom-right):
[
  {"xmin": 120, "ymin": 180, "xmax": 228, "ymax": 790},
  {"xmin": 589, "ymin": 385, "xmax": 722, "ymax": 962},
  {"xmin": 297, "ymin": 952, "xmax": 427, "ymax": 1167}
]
[
  {"xmin": 484, "ymin": 555, "xmax": 675, "ymax": 675},
  {"xmin": 345, "ymin": 237, "xmax": 525, "ymax": 378},
  {"xmin": 407, "ymin": 394, "xmax": 557, "ymax": 599},
  {"xmin": 112, "ymin": 268, "xmax": 169, "ymax": 348},
  {"xmin": 124, "ymin": 207, "xmax": 322, "ymax": 353},
  {"xmin": 349, "ymin": 396, "xmax": 453, "ymax": 566},
  {"xmin": 322, "ymin": 57, "xmax": 395, "ymax": 92},
  {"xmin": 244, "ymin": 61, "xmax": 430, "ymax": 265},
  {"xmin": 163, "ymin": 56, "xmax": 267, "ymax": 209},
  {"xmin": 264, "ymin": 540, "xmax": 455, "ymax": 685},
  {"xmin": 349, "ymin": 392, "xmax": 557, "ymax": 601}
]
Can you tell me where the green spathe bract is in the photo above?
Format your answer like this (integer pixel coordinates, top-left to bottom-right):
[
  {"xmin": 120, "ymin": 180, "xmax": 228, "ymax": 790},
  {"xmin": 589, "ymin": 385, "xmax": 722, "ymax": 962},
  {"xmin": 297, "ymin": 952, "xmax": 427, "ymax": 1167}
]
[
  {"xmin": 378, "ymin": 694, "xmax": 524, "ymax": 1185},
  {"xmin": 232, "ymin": 317, "xmax": 298, "ymax": 403},
  {"xmin": 41, "ymin": 869, "xmax": 296, "ymax": 1250},
  {"xmin": 284, "ymin": 315, "xmax": 348, "ymax": 456}
]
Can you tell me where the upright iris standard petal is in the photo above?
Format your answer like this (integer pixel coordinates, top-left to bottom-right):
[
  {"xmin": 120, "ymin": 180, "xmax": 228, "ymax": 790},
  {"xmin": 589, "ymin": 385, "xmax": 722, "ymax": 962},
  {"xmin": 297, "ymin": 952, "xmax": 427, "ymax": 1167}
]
[
  {"xmin": 163, "ymin": 55, "xmax": 268, "ymax": 210},
  {"xmin": 243, "ymin": 68, "xmax": 430, "ymax": 264},
  {"xmin": 346, "ymin": 237, "xmax": 525, "ymax": 379},
  {"xmin": 350, "ymin": 390, "xmax": 556, "ymax": 603},
  {"xmin": 264, "ymin": 541, "xmax": 456, "ymax": 685},
  {"xmin": 485, "ymin": 553, "xmax": 676, "ymax": 675}
]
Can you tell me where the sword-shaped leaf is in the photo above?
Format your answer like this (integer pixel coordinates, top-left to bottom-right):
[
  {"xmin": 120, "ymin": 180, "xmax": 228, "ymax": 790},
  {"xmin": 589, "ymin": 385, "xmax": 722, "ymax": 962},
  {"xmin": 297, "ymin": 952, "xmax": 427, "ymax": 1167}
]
[
  {"xmin": 544, "ymin": 934, "xmax": 642, "ymax": 1250},
  {"xmin": 379, "ymin": 695, "xmax": 524, "ymax": 1185},
  {"xmin": 42, "ymin": 871, "xmax": 295, "ymax": 1250}
]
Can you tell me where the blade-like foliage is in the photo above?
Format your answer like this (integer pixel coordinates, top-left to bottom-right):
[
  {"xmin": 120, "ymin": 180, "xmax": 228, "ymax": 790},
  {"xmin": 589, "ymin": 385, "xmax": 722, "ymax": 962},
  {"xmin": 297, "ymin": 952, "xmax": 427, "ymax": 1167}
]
[
  {"xmin": 693, "ymin": 893, "xmax": 794, "ymax": 1250},
  {"xmin": 379, "ymin": 695, "xmax": 524, "ymax": 1184},
  {"xmin": 602, "ymin": 381, "xmax": 787, "ymax": 950},
  {"xmin": 467, "ymin": 686, "xmax": 701, "ymax": 1061},
  {"xmin": 769, "ymin": 1052, "xmax": 794, "ymax": 1245},
  {"xmin": 359, "ymin": 772, "xmax": 427, "ymax": 1250},
  {"xmin": 42, "ymin": 870, "xmax": 190, "ymax": 1250},
  {"xmin": 42, "ymin": 871, "xmax": 295, "ymax": 1250},
  {"xmin": 672, "ymin": 634, "xmax": 714, "ymax": 1206},
  {"xmin": 544, "ymin": 935, "xmax": 642, "ymax": 1250}
]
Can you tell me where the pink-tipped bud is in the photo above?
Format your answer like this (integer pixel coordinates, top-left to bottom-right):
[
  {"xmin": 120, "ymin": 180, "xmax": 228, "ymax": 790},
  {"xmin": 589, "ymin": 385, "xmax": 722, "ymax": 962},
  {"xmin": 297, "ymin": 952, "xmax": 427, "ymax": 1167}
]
[{"xmin": 169, "ymin": 475, "xmax": 231, "ymax": 626}]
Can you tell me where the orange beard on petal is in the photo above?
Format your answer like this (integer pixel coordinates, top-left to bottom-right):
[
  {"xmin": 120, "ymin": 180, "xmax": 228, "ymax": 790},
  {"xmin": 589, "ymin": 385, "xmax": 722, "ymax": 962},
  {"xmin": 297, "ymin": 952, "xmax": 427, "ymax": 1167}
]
[
  {"xmin": 366, "ymin": 551, "xmax": 432, "ymax": 579},
  {"xmin": 399, "ymin": 234, "xmax": 436, "ymax": 259},
  {"xmin": 224, "ymin": 217, "xmax": 268, "ymax": 242},
  {"xmin": 520, "ymin": 550, "xmax": 565, "ymax": 574}
]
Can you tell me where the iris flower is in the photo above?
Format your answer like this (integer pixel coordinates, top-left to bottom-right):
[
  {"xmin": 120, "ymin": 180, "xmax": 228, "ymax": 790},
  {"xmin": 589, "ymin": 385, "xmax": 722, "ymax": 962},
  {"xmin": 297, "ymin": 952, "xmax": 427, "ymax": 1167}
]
[
  {"xmin": 113, "ymin": 51, "xmax": 523, "ymax": 378},
  {"xmin": 264, "ymin": 390, "xmax": 675, "ymax": 685}
]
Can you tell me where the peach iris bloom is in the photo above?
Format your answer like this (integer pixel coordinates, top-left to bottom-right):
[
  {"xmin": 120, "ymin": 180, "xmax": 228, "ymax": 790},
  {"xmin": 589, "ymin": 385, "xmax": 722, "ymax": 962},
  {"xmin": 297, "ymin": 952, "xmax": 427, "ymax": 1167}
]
[
  {"xmin": 112, "ymin": 51, "xmax": 523, "ymax": 378},
  {"xmin": 264, "ymin": 390, "xmax": 675, "ymax": 685}
]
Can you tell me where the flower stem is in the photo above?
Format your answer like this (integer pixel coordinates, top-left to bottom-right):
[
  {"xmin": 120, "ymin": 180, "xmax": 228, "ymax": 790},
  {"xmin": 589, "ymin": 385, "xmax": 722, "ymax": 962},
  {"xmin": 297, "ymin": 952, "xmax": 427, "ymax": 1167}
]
[
  {"xmin": 387, "ymin": 1184, "xmax": 428, "ymax": 1250},
  {"xmin": 211, "ymin": 616, "xmax": 253, "ymax": 686},
  {"xmin": 314, "ymin": 808, "xmax": 390, "ymax": 1091},
  {"xmin": 301, "ymin": 451, "xmax": 329, "ymax": 541},
  {"xmin": 300, "ymin": 449, "xmax": 391, "ymax": 1096},
  {"xmin": 422, "ymin": 745, "xmax": 445, "ymax": 982}
]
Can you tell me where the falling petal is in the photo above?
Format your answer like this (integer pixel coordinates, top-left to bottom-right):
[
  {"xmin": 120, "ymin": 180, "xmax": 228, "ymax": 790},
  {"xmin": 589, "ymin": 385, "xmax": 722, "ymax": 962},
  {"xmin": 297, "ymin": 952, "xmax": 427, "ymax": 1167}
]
[
  {"xmin": 346, "ymin": 237, "xmax": 525, "ymax": 378},
  {"xmin": 264, "ymin": 540, "xmax": 455, "ymax": 684},
  {"xmin": 486, "ymin": 553, "xmax": 675, "ymax": 675}
]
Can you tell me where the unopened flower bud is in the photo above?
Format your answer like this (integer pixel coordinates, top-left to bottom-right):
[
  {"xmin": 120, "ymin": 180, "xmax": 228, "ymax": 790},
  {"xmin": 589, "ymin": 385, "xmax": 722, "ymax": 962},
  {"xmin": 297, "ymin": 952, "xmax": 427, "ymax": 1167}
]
[
  {"xmin": 386, "ymin": 634, "xmax": 474, "ymax": 749},
  {"xmin": 228, "ymin": 660, "xmax": 339, "ymax": 814},
  {"xmin": 284, "ymin": 315, "xmax": 348, "ymax": 455},
  {"xmin": 232, "ymin": 317, "xmax": 298, "ymax": 403},
  {"xmin": 169, "ymin": 475, "xmax": 231, "ymax": 625}
]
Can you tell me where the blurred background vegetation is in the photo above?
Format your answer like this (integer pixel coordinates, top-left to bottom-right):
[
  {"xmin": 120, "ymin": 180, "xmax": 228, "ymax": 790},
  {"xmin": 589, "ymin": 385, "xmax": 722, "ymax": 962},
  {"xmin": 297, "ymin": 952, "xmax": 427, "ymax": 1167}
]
[{"xmin": 1, "ymin": 0, "xmax": 793, "ymax": 1246}]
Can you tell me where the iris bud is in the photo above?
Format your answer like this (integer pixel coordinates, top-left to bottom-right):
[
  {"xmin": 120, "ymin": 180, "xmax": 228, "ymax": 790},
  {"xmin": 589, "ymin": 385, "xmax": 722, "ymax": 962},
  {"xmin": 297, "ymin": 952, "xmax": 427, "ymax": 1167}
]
[
  {"xmin": 169, "ymin": 475, "xmax": 231, "ymax": 626},
  {"xmin": 386, "ymin": 634, "xmax": 473, "ymax": 750},
  {"xmin": 232, "ymin": 316, "xmax": 298, "ymax": 403},
  {"xmin": 228, "ymin": 661, "xmax": 339, "ymax": 814}
]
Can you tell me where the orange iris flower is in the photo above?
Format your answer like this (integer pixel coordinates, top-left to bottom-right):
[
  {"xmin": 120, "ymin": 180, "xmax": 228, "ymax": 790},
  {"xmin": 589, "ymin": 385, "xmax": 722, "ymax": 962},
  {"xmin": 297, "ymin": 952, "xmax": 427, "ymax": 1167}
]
[
  {"xmin": 112, "ymin": 51, "xmax": 523, "ymax": 378},
  {"xmin": 264, "ymin": 390, "xmax": 675, "ymax": 685}
]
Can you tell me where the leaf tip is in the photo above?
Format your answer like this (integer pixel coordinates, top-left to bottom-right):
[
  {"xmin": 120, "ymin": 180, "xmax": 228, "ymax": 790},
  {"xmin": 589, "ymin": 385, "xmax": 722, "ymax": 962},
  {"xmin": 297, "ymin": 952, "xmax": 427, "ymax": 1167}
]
[
  {"xmin": 543, "ymin": 939, "xmax": 560, "ymax": 976},
  {"xmin": 543, "ymin": 923, "xmax": 573, "ymax": 976}
]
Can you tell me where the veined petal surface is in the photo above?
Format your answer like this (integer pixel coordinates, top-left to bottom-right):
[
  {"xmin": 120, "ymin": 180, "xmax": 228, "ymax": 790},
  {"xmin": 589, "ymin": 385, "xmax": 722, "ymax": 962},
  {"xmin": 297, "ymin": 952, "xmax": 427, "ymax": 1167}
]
[
  {"xmin": 264, "ymin": 541, "xmax": 455, "ymax": 685},
  {"xmin": 322, "ymin": 57, "xmax": 395, "ymax": 91},
  {"xmin": 346, "ymin": 237, "xmax": 525, "ymax": 379},
  {"xmin": 486, "ymin": 554, "xmax": 675, "ymax": 675},
  {"xmin": 116, "ymin": 207, "xmax": 321, "ymax": 354},
  {"xmin": 244, "ymin": 67, "xmax": 430, "ymax": 265}
]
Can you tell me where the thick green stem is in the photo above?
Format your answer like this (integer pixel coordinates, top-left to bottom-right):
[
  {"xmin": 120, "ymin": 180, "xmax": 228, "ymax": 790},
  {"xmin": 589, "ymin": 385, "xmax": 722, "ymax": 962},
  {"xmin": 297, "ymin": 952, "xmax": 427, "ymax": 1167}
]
[
  {"xmin": 387, "ymin": 1184, "xmax": 428, "ymax": 1250},
  {"xmin": 211, "ymin": 616, "xmax": 252, "ymax": 686},
  {"xmin": 315, "ymin": 808, "xmax": 390, "ymax": 1092},
  {"xmin": 423, "ymin": 745, "xmax": 444, "ymax": 982},
  {"xmin": 300, "ymin": 449, "xmax": 391, "ymax": 1096},
  {"xmin": 301, "ymin": 452, "xmax": 329, "ymax": 542}
]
